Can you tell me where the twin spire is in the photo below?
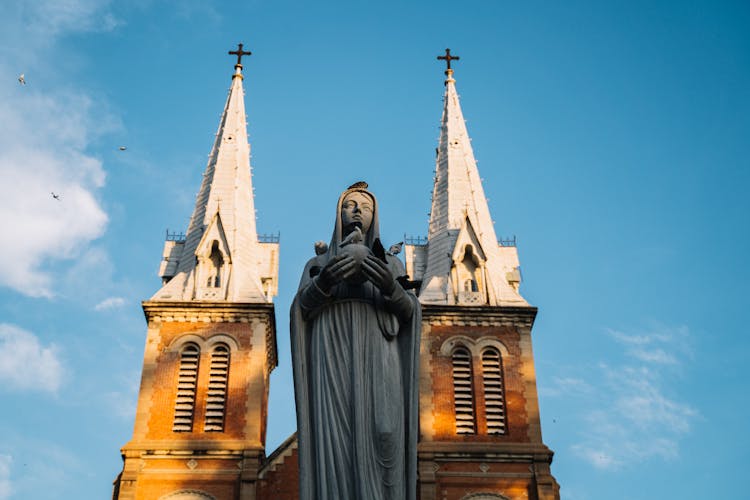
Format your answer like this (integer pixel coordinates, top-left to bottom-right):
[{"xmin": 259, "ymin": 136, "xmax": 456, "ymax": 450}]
[
  {"xmin": 153, "ymin": 44, "xmax": 278, "ymax": 303},
  {"xmin": 153, "ymin": 45, "xmax": 524, "ymax": 307},
  {"xmin": 411, "ymin": 49, "xmax": 527, "ymax": 306}
]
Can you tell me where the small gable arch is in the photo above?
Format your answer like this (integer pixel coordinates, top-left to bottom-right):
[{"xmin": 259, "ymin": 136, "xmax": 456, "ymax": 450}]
[
  {"xmin": 475, "ymin": 337, "xmax": 510, "ymax": 358},
  {"xmin": 159, "ymin": 490, "xmax": 216, "ymax": 500},
  {"xmin": 439, "ymin": 335, "xmax": 476, "ymax": 357},
  {"xmin": 168, "ymin": 334, "xmax": 205, "ymax": 352},
  {"xmin": 461, "ymin": 493, "xmax": 510, "ymax": 500},
  {"xmin": 205, "ymin": 334, "xmax": 239, "ymax": 352}
]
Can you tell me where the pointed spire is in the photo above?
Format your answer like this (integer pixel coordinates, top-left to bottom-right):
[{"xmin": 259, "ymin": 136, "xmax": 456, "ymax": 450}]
[
  {"xmin": 429, "ymin": 50, "xmax": 495, "ymax": 241},
  {"xmin": 418, "ymin": 50, "xmax": 526, "ymax": 306},
  {"xmin": 153, "ymin": 45, "xmax": 274, "ymax": 303}
]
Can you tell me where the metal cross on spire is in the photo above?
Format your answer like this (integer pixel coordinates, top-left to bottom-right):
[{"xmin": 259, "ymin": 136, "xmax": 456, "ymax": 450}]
[
  {"xmin": 228, "ymin": 43, "xmax": 252, "ymax": 67},
  {"xmin": 437, "ymin": 48, "xmax": 460, "ymax": 71}
]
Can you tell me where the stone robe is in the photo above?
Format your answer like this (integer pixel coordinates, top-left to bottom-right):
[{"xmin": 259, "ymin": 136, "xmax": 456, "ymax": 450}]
[{"xmin": 291, "ymin": 187, "xmax": 420, "ymax": 500}]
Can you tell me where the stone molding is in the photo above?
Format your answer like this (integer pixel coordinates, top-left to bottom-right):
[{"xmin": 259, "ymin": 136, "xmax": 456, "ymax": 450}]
[
  {"xmin": 419, "ymin": 441, "xmax": 554, "ymax": 461},
  {"xmin": 422, "ymin": 305, "xmax": 537, "ymax": 328},
  {"xmin": 143, "ymin": 301, "xmax": 274, "ymax": 323},
  {"xmin": 123, "ymin": 440, "xmax": 265, "ymax": 453}
]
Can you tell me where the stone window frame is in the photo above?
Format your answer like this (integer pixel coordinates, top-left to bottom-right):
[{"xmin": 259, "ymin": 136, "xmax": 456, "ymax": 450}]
[
  {"xmin": 451, "ymin": 345, "xmax": 476, "ymax": 434},
  {"xmin": 168, "ymin": 334, "xmax": 239, "ymax": 433},
  {"xmin": 440, "ymin": 336, "xmax": 510, "ymax": 436},
  {"xmin": 204, "ymin": 342, "xmax": 231, "ymax": 432},
  {"xmin": 481, "ymin": 346, "xmax": 507, "ymax": 435},
  {"xmin": 172, "ymin": 342, "xmax": 200, "ymax": 432}
]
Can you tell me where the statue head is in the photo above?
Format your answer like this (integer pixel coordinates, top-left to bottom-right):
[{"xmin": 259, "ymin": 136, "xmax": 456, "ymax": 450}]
[
  {"xmin": 341, "ymin": 191, "xmax": 374, "ymax": 236},
  {"xmin": 328, "ymin": 181, "xmax": 380, "ymax": 257}
]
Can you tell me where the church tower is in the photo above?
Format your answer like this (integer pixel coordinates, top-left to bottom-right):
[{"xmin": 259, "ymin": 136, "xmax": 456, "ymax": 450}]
[
  {"xmin": 404, "ymin": 50, "xmax": 560, "ymax": 500},
  {"xmin": 113, "ymin": 45, "xmax": 280, "ymax": 500}
]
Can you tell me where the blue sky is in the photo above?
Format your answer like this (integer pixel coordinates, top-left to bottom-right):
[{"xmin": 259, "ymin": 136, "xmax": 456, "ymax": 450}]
[{"xmin": 1, "ymin": 1, "xmax": 748, "ymax": 498}]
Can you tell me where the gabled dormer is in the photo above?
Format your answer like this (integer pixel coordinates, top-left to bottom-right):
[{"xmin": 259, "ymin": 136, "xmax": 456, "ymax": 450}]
[
  {"xmin": 194, "ymin": 210, "xmax": 232, "ymax": 300},
  {"xmin": 450, "ymin": 217, "xmax": 489, "ymax": 305}
]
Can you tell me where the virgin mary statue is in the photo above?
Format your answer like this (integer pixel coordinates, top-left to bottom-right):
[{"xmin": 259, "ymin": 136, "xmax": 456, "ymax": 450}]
[{"xmin": 291, "ymin": 182, "xmax": 421, "ymax": 500}]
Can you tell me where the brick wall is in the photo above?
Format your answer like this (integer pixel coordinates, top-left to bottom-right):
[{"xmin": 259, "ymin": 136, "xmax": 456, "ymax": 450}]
[{"xmin": 257, "ymin": 444, "xmax": 300, "ymax": 499}]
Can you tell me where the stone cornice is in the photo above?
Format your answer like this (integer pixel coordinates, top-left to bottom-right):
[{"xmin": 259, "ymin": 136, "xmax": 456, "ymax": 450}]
[
  {"xmin": 419, "ymin": 441, "xmax": 553, "ymax": 462},
  {"xmin": 122, "ymin": 439, "xmax": 265, "ymax": 454},
  {"xmin": 142, "ymin": 301, "xmax": 274, "ymax": 322},
  {"xmin": 422, "ymin": 304, "xmax": 538, "ymax": 328}
]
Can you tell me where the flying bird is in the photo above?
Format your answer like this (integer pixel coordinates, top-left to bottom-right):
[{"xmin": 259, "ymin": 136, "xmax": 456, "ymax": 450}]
[
  {"xmin": 118, "ymin": 146, "xmax": 127, "ymax": 151},
  {"xmin": 51, "ymin": 192, "xmax": 60, "ymax": 201},
  {"xmin": 387, "ymin": 241, "xmax": 404, "ymax": 256},
  {"xmin": 18, "ymin": 73, "xmax": 26, "ymax": 85}
]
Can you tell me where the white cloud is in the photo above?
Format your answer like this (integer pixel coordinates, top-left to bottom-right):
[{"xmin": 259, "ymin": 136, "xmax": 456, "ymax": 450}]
[
  {"xmin": 10, "ymin": 0, "xmax": 118, "ymax": 41},
  {"xmin": 571, "ymin": 444, "xmax": 621, "ymax": 470},
  {"xmin": 629, "ymin": 347, "xmax": 677, "ymax": 364},
  {"xmin": 539, "ymin": 376, "xmax": 592, "ymax": 398},
  {"xmin": 0, "ymin": 454, "xmax": 11, "ymax": 500},
  {"xmin": 0, "ymin": 1, "xmax": 119, "ymax": 298},
  {"xmin": 0, "ymin": 324, "xmax": 64, "ymax": 393},
  {"xmin": 608, "ymin": 325, "xmax": 690, "ymax": 366},
  {"xmin": 568, "ymin": 325, "xmax": 696, "ymax": 470},
  {"xmin": 95, "ymin": 296, "xmax": 126, "ymax": 311},
  {"xmin": 613, "ymin": 370, "xmax": 696, "ymax": 433},
  {"xmin": 105, "ymin": 370, "xmax": 141, "ymax": 419}
]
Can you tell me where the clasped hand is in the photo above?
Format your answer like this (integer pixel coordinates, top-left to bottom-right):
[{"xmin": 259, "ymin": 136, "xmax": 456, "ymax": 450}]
[{"xmin": 317, "ymin": 254, "xmax": 396, "ymax": 295}]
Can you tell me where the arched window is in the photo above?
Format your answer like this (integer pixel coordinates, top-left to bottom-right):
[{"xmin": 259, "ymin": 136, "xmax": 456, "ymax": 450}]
[
  {"xmin": 204, "ymin": 344, "xmax": 230, "ymax": 431},
  {"xmin": 464, "ymin": 279, "xmax": 478, "ymax": 292},
  {"xmin": 173, "ymin": 343, "xmax": 200, "ymax": 432},
  {"xmin": 482, "ymin": 347, "xmax": 507, "ymax": 435},
  {"xmin": 452, "ymin": 347, "xmax": 475, "ymax": 434},
  {"xmin": 206, "ymin": 241, "xmax": 224, "ymax": 288},
  {"xmin": 455, "ymin": 244, "xmax": 483, "ymax": 304}
]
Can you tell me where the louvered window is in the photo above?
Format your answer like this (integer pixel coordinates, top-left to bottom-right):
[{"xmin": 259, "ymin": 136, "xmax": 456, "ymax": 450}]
[
  {"xmin": 173, "ymin": 343, "xmax": 200, "ymax": 432},
  {"xmin": 482, "ymin": 348, "xmax": 507, "ymax": 435},
  {"xmin": 452, "ymin": 347, "xmax": 475, "ymax": 434},
  {"xmin": 204, "ymin": 344, "xmax": 230, "ymax": 432}
]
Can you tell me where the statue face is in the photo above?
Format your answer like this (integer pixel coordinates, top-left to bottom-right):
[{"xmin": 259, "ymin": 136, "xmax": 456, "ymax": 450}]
[{"xmin": 341, "ymin": 192, "xmax": 373, "ymax": 235}]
